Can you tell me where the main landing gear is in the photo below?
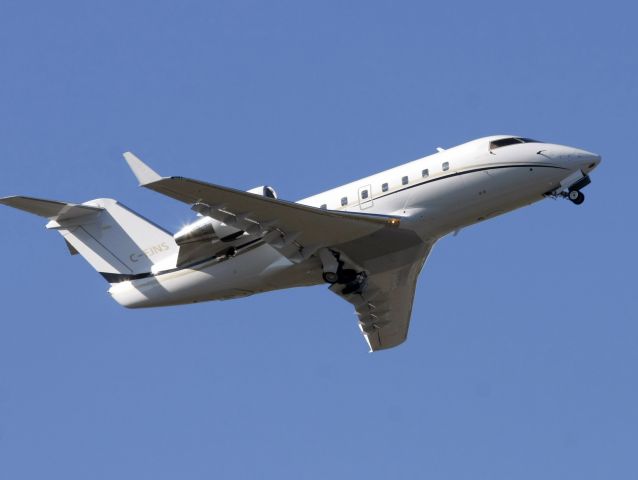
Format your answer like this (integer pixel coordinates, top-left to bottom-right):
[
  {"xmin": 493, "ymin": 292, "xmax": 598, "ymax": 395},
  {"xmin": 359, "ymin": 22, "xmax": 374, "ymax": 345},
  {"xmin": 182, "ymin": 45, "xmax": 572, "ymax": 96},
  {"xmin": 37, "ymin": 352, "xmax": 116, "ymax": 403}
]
[
  {"xmin": 322, "ymin": 271, "xmax": 339, "ymax": 284},
  {"xmin": 318, "ymin": 248, "xmax": 367, "ymax": 294}
]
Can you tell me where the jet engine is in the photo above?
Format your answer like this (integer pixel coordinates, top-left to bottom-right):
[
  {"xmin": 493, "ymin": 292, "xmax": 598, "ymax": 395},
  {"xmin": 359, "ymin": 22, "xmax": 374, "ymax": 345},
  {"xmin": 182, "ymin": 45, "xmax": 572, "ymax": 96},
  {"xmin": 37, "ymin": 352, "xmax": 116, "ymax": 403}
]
[
  {"xmin": 247, "ymin": 185, "xmax": 278, "ymax": 199},
  {"xmin": 173, "ymin": 217, "xmax": 219, "ymax": 246},
  {"xmin": 173, "ymin": 185, "xmax": 278, "ymax": 246}
]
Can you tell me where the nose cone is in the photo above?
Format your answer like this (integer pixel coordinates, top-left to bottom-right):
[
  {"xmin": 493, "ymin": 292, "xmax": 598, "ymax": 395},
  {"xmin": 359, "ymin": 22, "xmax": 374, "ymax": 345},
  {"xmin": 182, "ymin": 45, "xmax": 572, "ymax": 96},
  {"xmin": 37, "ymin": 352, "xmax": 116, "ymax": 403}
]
[
  {"xmin": 541, "ymin": 144, "xmax": 601, "ymax": 172},
  {"xmin": 573, "ymin": 147, "xmax": 602, "ymax": 173}
]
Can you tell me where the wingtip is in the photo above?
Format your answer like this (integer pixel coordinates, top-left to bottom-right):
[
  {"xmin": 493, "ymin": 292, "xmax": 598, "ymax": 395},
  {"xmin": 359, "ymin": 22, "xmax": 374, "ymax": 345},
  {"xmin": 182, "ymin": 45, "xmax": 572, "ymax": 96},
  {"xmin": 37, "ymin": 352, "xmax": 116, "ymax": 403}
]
[
  {"xmin": 123, "ymin": 151, "xmax": 162, "ymax": 185},
  {"xmin": 0, "ymin": 195, "xmax": 17, "ymax": 204},
  {"xmin": 0, "ymin": 195, "xmax": 37, "ymax": 206}
]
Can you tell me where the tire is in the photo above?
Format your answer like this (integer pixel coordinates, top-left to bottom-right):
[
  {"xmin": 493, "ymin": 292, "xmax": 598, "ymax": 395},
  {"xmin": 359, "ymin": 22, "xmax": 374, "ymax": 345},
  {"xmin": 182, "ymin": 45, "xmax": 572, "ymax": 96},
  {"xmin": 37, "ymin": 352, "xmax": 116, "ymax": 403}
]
[
  {"xmin": 338, "ymin": 269, "xmax": 357, "ymax": 284},
  {"xmin": 322, "ymin": 271, "xmax": 339, "ymax": 284},
  {"xmin": 569, "ymin": 190, "xmax": 585, "ymax": 205}
]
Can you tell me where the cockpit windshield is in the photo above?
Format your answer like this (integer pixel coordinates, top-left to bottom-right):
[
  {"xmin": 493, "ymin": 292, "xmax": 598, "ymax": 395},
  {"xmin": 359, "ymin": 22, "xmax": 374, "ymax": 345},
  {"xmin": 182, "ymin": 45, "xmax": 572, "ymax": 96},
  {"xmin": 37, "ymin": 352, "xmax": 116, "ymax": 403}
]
[{"xmin": 489, "ymin": 137, "xmax": 539, "ymax": 151}]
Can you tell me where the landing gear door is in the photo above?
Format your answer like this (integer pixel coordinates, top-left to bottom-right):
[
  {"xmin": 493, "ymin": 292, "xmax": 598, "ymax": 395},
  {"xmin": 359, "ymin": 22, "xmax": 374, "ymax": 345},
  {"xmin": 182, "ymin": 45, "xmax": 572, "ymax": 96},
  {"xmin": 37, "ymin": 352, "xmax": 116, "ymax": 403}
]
[{"xmin": 358, "ymin": 184, "xmax": 373, "ymax": 210}]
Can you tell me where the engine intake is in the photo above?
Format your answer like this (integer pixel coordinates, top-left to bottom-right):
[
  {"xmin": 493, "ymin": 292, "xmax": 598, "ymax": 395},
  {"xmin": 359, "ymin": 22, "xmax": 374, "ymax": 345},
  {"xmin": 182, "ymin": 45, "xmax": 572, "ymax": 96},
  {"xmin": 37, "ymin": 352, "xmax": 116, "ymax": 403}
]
[{"xmin": 247, "ymin": 185, "xmax": 277, "ymax": 199}]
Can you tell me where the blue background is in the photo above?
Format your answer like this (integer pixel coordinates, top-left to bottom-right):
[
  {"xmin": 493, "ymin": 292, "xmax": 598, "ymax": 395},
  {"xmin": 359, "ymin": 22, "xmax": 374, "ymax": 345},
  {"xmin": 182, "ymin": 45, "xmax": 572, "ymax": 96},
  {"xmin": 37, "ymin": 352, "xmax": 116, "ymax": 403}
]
[{"xmin": 0, "ymin": 1, "xmax": 636, "ymax": 478}]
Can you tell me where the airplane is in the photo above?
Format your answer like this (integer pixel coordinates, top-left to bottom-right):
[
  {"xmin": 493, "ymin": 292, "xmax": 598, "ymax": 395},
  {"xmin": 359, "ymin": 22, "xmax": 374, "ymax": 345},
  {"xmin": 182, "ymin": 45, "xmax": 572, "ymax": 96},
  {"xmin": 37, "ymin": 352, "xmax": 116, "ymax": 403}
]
[{"xmin": 0, "ymin": 135, "xmax": 601, "ymax": 351}]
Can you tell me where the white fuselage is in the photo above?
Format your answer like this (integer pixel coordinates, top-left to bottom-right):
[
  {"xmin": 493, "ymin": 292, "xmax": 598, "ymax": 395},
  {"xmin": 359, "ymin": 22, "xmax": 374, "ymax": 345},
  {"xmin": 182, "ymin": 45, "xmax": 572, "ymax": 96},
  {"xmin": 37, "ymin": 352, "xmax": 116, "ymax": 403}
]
[{"xmin": 108, "ymin": 135, "xmax": 600, "ymax": 308}]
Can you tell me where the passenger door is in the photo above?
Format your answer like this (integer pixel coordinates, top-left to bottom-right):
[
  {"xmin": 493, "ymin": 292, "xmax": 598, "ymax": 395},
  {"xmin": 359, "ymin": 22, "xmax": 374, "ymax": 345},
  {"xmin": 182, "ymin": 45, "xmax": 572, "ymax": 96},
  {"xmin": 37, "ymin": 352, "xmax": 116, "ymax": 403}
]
[{"xmin": 358, "ymin": 184, "xmax": 373, "ymax": 210}]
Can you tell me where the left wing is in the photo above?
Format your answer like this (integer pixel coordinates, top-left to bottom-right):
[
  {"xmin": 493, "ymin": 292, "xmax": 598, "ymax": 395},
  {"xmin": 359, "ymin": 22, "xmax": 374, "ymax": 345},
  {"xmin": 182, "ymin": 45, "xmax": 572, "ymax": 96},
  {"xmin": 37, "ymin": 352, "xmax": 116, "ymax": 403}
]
[{"xmin": 124, "ymin": 152, "xmax": 402, "ymax": 262}]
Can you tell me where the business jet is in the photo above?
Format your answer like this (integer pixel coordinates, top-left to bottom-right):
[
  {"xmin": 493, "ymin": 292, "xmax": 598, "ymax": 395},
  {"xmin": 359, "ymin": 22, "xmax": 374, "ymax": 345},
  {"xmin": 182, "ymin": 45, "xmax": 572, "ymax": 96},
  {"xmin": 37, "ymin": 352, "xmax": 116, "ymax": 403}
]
[{"xmin": 0, "ymin": 135, "xmax": 600, "ymax": 351}]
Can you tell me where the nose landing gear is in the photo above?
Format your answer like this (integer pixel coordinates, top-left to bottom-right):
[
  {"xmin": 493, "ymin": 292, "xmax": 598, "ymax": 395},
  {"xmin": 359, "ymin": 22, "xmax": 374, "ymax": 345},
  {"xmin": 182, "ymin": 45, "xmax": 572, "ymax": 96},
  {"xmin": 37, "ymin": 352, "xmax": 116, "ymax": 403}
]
[
  {"xmin": 545, "ymin": 173, "xmax": 590, "ymax": 206},
  {"xmin": 568, "ymin": 189, "xmax": 585, "ymax": 205}
]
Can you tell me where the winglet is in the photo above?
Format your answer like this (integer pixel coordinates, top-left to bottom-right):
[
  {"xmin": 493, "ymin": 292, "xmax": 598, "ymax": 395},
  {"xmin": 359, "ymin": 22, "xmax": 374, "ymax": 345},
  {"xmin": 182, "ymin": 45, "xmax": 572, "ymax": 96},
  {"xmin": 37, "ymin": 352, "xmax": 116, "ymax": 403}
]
[{"xmin": 123, "ymin": 152, "xmax": 162, "ymax": 185}]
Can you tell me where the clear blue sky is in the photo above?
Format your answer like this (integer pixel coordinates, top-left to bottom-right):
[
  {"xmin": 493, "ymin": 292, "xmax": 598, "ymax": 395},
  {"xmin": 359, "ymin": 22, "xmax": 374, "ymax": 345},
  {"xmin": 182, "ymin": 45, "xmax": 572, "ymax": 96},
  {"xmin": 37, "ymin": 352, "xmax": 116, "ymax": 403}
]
[{"xmin": 1, "ymin": 1, "xmax": 636, "ymax": 478}]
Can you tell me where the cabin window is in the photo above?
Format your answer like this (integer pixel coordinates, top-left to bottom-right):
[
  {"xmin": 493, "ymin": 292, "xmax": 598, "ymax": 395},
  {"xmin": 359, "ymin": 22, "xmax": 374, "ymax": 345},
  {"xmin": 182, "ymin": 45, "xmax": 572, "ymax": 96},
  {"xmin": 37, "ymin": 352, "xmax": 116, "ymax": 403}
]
[
  {"xmin": 422, "ymin": 168, "xmax": 429, "ymax": 178},
  {"xmin": 320, "ymin": 204, "xmax": 327, "ymax": 210},
  {"xmin": 361, "ymin": 190, "xmax": 369, "ymax": 200},
  {"xmin": 340, "ymin": 197, "xmax": 348, "ymax": 206},
  {"xmin": 382, "ymin": 183, "xmax": 389, "ymax": 192},
  {"xmin": 442, "ymin": 161, "xmax": 449, "ymax": 171},
  {"xmin": 402, "ymin": 176, "xmax": 409, "ymax": 185}
]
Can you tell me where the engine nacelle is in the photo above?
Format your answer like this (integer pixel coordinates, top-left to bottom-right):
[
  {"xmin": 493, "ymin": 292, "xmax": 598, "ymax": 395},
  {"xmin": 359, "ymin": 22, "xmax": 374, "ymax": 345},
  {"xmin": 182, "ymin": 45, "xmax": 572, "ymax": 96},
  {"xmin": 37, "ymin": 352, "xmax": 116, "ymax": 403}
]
[
  {"xmin": 175, "ymin": 215, "xmax": 245, "ymax": 245},
  {"xmin": 176, "ymin": 186, "xmax": 278, "ymax": 246},
  {"xmin": 247, "ymin": 185, "xmax": 277, "ymax": 199},
  {"xmin": 176, "ymin": 185, "xmax": 276, "ymax": 245},
  {"xmin": 173, "ymin": 217, "xmax": 219, "ymax": 246}
]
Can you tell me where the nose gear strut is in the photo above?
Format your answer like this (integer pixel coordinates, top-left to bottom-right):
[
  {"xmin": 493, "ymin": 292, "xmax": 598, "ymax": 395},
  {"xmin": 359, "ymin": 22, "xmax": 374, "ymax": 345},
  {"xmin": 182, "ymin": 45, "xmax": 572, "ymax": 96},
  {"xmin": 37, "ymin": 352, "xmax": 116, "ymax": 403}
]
[{"xmin": 545, "ymin": 173, "xmax": 590, "ymax": 205}]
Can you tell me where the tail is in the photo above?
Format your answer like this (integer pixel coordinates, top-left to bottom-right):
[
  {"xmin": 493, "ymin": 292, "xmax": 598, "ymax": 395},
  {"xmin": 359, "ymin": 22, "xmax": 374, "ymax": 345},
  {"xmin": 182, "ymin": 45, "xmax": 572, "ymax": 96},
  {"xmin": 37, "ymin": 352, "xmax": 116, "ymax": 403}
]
[{"xmin": 0, "ymin": 196, "xmax": 177, "ymax": 282}]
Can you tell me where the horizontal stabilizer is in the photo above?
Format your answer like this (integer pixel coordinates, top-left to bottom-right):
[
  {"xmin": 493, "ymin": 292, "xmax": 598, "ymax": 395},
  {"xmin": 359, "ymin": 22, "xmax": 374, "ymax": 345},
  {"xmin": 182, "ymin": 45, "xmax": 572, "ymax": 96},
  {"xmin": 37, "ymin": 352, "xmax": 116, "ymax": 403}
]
[{"xmin": 0, "ymin": 196, "xmax": 103, "ymax": 221}]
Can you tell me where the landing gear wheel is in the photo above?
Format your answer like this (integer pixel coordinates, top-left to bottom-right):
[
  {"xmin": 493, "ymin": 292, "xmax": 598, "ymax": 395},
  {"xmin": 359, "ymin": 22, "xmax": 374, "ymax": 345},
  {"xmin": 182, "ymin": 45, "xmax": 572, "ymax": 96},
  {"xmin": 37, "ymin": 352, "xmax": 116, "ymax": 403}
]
[
  {"xmin": 337, "ymin": 269, "xmax": 357, "ymax": 284},
  {"xmin": 341, "ymin": 272, "xmax": 367, "ymax": 295},
  {"xmin": 322, "ymin": 271, "xmax": 339, "ymax": 284},
  {"xmin": 568, "ymin": 190, "xmax": 585, "ymax": 205}
]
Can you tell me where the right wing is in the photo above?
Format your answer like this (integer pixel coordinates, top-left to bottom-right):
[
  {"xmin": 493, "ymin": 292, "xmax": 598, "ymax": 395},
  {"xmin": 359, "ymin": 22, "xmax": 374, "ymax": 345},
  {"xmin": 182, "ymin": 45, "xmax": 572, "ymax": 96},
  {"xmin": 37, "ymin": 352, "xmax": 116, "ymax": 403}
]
[{"xmin": 330, "ymin": 240, "xmax": 433, "ymax": 351}]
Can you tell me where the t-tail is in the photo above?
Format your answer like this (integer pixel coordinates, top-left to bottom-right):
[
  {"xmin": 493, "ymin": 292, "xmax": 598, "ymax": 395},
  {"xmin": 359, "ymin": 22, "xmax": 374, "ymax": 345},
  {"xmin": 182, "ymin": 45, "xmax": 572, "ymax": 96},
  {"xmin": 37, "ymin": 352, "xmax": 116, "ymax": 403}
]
[{"xmin": 0, "ymin": 196, "xmax": 177, "ymax": 282}]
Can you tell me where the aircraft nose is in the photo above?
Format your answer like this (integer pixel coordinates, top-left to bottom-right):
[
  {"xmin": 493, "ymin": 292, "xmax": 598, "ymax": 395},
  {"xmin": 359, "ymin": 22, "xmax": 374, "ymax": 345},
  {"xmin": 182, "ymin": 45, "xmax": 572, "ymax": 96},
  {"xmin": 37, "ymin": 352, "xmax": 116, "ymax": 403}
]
[
  {"xmin": 573, "ymin": 148, "xmax": 602, "ymax": 172},
  {"xmin": 539, "ymin": 145, "xmax": 601, "ymax": 172}
]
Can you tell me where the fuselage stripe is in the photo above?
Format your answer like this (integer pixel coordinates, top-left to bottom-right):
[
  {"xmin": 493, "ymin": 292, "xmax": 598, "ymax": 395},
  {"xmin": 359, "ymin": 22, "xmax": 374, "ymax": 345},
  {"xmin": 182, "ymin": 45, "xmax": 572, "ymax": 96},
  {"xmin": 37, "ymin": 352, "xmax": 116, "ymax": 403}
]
[{"xmin": 341, "ymin": 163, "xmax": 568, "ymax": 206}]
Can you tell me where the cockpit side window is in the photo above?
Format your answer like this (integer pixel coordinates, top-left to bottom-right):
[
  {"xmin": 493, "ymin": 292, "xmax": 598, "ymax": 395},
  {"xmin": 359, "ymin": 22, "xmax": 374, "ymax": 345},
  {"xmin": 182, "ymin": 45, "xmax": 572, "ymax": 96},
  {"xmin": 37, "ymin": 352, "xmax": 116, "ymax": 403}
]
[{"xmin": 489, "ymin": 137, "xmax": 540, "ymax": 151}]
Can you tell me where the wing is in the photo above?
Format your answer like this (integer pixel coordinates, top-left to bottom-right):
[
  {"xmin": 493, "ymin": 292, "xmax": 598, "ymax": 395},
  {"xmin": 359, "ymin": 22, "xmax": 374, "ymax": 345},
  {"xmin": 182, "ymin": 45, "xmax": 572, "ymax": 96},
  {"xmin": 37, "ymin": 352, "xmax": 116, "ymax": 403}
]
[
  {"xmin": 124, "ymin": 152, "xmax": 402, "ymax": 263},
  {"xmin": 330, "ymin": 241, "xmax": 433, "ymax": 351},
  {"xmin": 124, "ymin": 152, "xmax": 433, "ymax": 351}
]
